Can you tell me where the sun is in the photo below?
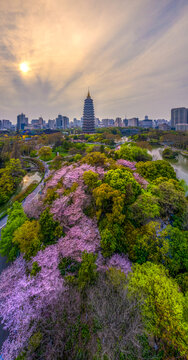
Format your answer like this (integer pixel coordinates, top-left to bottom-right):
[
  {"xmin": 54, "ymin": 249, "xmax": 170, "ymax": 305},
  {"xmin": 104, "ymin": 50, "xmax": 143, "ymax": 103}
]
[{"xmin": 19, "ymin": 62, "xmax": 30, "ymax": 73}]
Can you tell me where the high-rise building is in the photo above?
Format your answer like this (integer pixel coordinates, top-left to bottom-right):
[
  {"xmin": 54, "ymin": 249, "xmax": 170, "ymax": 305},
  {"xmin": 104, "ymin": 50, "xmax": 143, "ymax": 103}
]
[
  {"xmin": 62, "ymin": 116, "xmax": 69, "ymax": 129},
  {"xmin": 176, "ymin": 123, "xmax": 188, "ymax": 131},
  {"xmin": 128, "ymin": 118, "xmax": 139, "ymax": 127},
  {"xmin": 123, "ymin": 118, "xmax": 128, "ymax": 127},
  {"xmin": 82, "ymin": 91, "xmax": 95, "ymax": 133},
  {"xmin": 17, "ymin": 113, "xmax": 28, "ymax": 130},
  {"xmin": 115, "ymin": 117, "xmax": 123, "ymax": 127},
  {"xmin": 56, "ymin": 115, "xmax": 69, "ymax": 129},
  {"xmin": 1, "ymin": 119, "xmax": 12, "ymax": 129},
  {"xmin": 48, "ymin": 119, "xmax": 56, "ymax": 129},
  {"xmin": 171, "ymin": 107, "xmax": 188, "ymax": 129}
]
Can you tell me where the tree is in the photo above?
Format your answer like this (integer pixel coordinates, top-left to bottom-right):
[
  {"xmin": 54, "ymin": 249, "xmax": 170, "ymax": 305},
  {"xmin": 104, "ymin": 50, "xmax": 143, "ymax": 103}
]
[
  {"xmin": 136, "ymin": 160, "xmax": 176, "ymax": 182},
  {"xmin": 129, "ymin": 192, "xmax": 160, "ymax": 226},
  {"xmin": 125, "ymin": 221, "xmax": 169, "ymax": 265},
  {"xmin": 81, "ymin": 152, "xmax": 108, "ymax": 166},
  {"xmin": 152, "ymin": 180, "xmax": 187, "ymax": 224},
  {"xmin": 160, "ymin": 225, "xmax": 188, "ymax": 276},
  {"xmin": 0, "ymin": 159, "xmax": 25, "ymax": 205},
  {"xmin": 83, "ymin": 170, "xmax": 101, "ymax": 191},
  {"xmin": 13, "ymin": 220, "xmax": 41, "ymax": 260},
  {"xmin": 78, "ymin": 251, "xmax": 98, "ymax": 290},
  {"xmin": 105, "ymin": 168, "xmax": 141, "ymax": 204},
  {"xmin": 93, "ymin": 183, "xmax": 125, "ymax": 224},
  {"xmin": 116, "ymin": 143, "xmax": 152, "ymax": 162},
  {"xmin": 128, "ymin": 262, "xmax": 188, "ymax": 358},
  {"xmin": 39, "ymin": 208, "xmax": 63, "ymax": 245},
  {"xmin": 39, "ymin": 146, "xmax": 52, "ymax": 161},
  {"xmin": 0, "ymin": 202, "xmax": 27, "ymax": 261}
]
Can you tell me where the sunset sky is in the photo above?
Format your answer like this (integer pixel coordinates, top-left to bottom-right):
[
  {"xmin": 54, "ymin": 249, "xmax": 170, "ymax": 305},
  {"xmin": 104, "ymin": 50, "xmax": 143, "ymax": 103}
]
[{"xmin": 0, "ymin": 0, "xmax": 188, "ymax": 123}]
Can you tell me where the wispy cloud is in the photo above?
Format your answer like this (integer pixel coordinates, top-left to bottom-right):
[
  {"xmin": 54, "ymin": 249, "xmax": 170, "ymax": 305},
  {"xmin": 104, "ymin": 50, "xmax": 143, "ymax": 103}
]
[{"xmin": 0, "ymin": 0, "xmax": 187, "ymax": 121}]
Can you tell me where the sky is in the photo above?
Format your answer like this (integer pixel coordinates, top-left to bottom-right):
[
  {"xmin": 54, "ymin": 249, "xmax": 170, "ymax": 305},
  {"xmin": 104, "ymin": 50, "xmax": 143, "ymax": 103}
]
[{"xmin": 0, "ymin": 0, "xmax": 188, "ymax": 123}]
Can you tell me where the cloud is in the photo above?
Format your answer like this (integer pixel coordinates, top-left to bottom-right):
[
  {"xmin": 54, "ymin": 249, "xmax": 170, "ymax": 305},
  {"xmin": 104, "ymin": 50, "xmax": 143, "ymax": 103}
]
[{"xmin": 0, "ymin": 0, "xmax": 187, "ymax": 121}]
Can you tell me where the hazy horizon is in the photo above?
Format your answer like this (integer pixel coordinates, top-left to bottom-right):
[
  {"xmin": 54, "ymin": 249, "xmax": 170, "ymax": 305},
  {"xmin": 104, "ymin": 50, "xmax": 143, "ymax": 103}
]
[{"xmin": 0, "ymin": 0, "xmax": 188, "ymax": 123}]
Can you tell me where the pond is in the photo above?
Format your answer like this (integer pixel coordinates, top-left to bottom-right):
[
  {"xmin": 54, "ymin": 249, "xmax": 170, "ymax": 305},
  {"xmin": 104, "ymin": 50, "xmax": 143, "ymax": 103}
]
[
  {"xmin": 20, "ymin": 171, "xmax": 42, "ymax": 191},
  {"xmin": 149, "ymin": 147, "xmax": 188, "ymax": 186}
]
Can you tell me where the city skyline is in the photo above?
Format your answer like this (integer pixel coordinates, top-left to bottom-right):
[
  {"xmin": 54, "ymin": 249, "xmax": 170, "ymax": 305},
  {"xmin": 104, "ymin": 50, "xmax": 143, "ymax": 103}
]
[{"xmin": 0, "ymin": 0, "xmax": 188, "ymax": 122}]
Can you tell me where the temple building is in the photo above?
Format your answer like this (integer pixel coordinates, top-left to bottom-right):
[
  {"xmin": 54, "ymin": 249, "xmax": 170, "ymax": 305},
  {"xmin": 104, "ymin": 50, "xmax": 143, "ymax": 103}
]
[{"xmin": 82, "ymin": 90, "xmax": 95, "ymax": 133}]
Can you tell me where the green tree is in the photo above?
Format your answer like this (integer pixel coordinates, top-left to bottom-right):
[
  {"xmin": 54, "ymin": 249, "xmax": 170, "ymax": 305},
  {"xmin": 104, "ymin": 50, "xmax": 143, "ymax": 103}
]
[
  {"xmin": 125, "ymin": 221, "xmax": 169, "ymax": 265},
  {"xmin": 81, "ymin": 152, "xmax": 108, "ymax": 166},
  {"xmin": 93, "ymin": 183, "xmax": 125, "ymax": 224},
  {"xmin": 39, "ymin": 146, "xmax": 52, "ymax": 161},
  {"xmin": 136, "ymin": 160, "xmax": 176, "ymax": 182},
  {"xmin": 128, "ymin": 262, "xmax": 188, "ymax": 357},
  {"xmin": 160, "ymin": 226, "xmax": 188, "ymax": 276},
  {"xmin": 83, "ymin": 170, "xmax": 101, "ymax": 191},
  {"xmin": 0, "ymin": 202, "xmax": 27, "ymax": 261},
  {"xmin": 39, "ymin": 208, "xmax": 63, "ymax": 245},
  {"xmin": 105, "ymin": 168, "xmax": 141, "ymax": 204},
  {"xmin": 13, "ymin": 220, "xmax": 41, "ymax": 260},
  {"xmin": 129, "ymin": 192, "xmax": 160, "ymax": 226},
  {"xmin": 78, "ymin": 251, "xmax": 98, "ymax": 290},
  {"xmin": 152, "ymin": 180, "xmax": 187, "ymax": 224},
  {"xmin": 116, "ymin": 143, "xmax": 152, "ymax": 162},
  {"xmin": 0, "ymin": 159, "xmax": 25, "ymax": 205}
]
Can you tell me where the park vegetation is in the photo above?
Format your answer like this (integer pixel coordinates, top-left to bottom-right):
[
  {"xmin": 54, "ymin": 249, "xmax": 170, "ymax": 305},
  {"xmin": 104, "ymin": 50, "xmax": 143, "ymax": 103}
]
[{"xmin": 0, "ymin": 134, "xmax": 188, "ymax": 360}]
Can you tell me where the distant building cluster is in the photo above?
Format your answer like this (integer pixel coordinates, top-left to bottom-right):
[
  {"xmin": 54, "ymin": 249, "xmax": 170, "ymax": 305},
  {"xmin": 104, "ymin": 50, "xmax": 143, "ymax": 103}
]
[{"xmin": 0, "ymin": 95, "xmax": 187, "ymax": 133}]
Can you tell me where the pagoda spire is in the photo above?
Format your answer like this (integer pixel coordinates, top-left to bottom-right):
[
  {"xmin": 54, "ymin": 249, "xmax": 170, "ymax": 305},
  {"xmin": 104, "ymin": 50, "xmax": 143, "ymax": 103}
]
[{"xmin": 87, "ymin": 88, "xmax": 91, "ymax": 98}]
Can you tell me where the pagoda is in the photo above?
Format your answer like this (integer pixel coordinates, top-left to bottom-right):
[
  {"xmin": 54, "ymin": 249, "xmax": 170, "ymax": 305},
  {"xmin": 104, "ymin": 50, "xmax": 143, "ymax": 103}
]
[{"xmin": 82, "ymin": 90, "xmax": 95, "ymax": 133}]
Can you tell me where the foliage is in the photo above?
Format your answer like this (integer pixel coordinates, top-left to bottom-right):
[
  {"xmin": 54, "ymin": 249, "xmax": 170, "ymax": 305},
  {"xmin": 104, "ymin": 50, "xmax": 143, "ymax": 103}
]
[
  {"xmin": 93, "ymin": 183, "xmax": 125, "ymax": 224},
  {"xmin": 105, "ymin": 168, "xmax": 141, "ymax": 204},
  {"xmin": 125, "ymin": 221, "xmax": 169, "ymax": 265},
  {"xmin": 128, "ymin": 262, "xmax": 188, "ymax": 358},
  {"xmin": 27, "ymin": 157, "xmax": 45, "ymax": 174},
  {"xmin": 100, "ymin": 227, "xmax": 117, "ymax": 257},
  {"xmin": 13, "ymin": 181, "xmax": 38, "ymax": 203},
  {"xmin": 39, "ymin": 208, "xmax": 63, "ymax": 245},
  {"xmin": 162, "ymin": 147, "xmax": 178, "ymax": 159},
  {"xmin": 30, "ymin": 261, "xmax": 41, "ymax": 276},
  {"xmin": 116, "ymin": 143, "xmax": 152, "ymax": 162},
  {"xmin": 78, "ymin": 251, "xmax": 98, "ymax": 290},
  {"xmin": 49, "ymin": 155, "xmax": 64, "ymax": 170},
  {"xmin": 13, "ymin": 220, "xmax": 41, "ymax": 260},
  {"xmin": 83, "ymin": 170, "xmax": 101, "ymax": 191},
  {"xmin": 0, "ymin": 158, "xmax": 25, "ymax": 205},
  {"xmin": 129, "ymin": 193, "xmax": 160, "ymax": 226},
  {"xmin": 28, "ymin": 331, "xmax": 43, "ymax": 351},
  {"xmin": 136, "ymin": 160, "xmax": 176, "ymax": 181},
  {"xmin": 39, "ymin": 146, "xmax": 52, "ymax": 161},
  {"xmin": 0, "ymin": 202, "xmax": 27, "ymax": 261},
  {"xmin": 58, "ymin": 257, "xmax": 81, "ymax": 276},
  {"xmin": 30, "ymin": 150, "xmax": 37, "ymax": 157},
  {"xmin": 44, "ymin": 187, "xmax": 60, "ymax": 205},
  {"xmin": 151, "ymin": 180, "xmax": 187, "ymax": 224},
  {"xmin": 160, "ymin": 225, "xmax": 188, "ymax": 276},
  {"xmin": 81, "ymin": 152, "xmax": 108, "ymax": 166},
  {"xmin": 74, "ymin": 153, "xmax": 82, "ymax": 162}
]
